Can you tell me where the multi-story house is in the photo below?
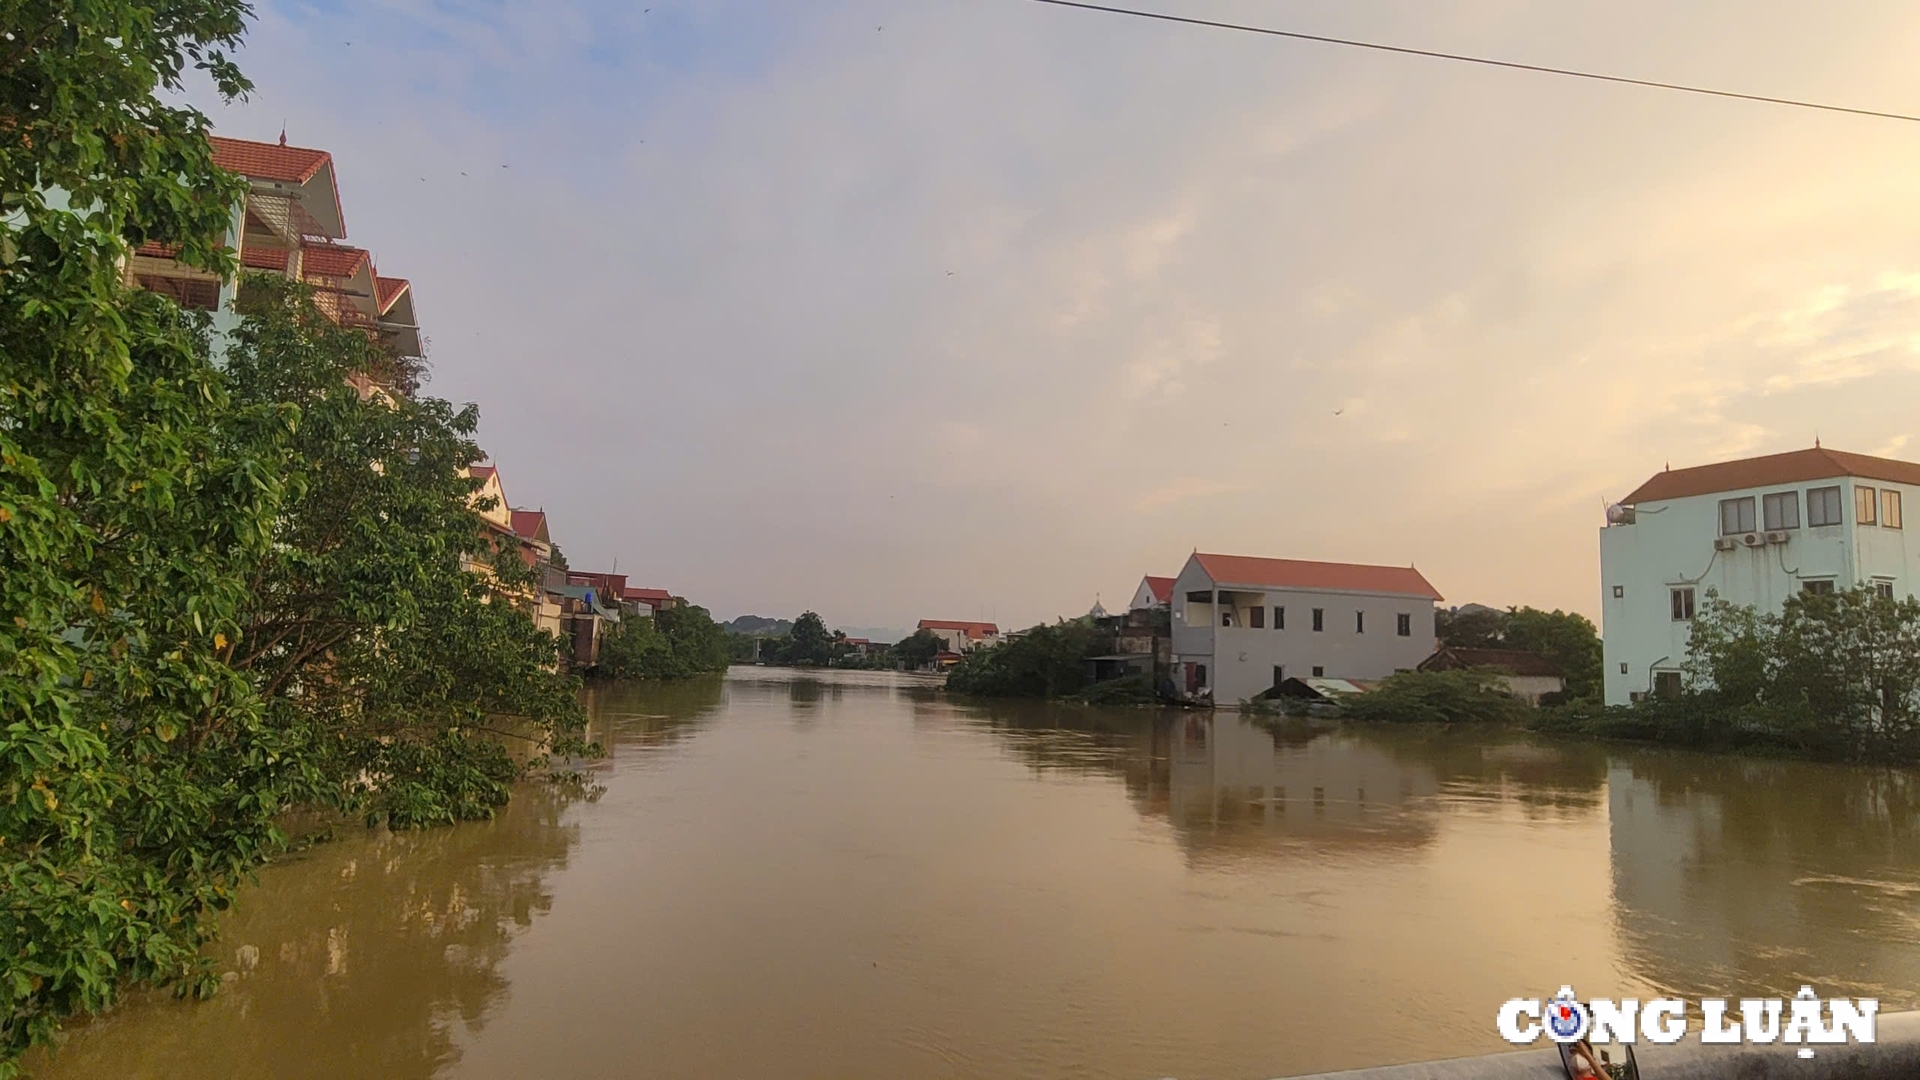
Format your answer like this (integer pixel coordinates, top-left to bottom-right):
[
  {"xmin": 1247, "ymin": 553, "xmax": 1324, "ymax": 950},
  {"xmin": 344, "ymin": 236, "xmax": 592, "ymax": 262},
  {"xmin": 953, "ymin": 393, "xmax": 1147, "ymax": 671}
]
[
  {"xmin": 1168, "ymin": 552, "xmax": 1442, "ymax": 706},
  {"xmin": 126, "ymin": 134, "xmax": 421, "ymax": 382},
  {"xmin": 1599, "ymin": 445, "xmax": 1920, "ymax": 705}
]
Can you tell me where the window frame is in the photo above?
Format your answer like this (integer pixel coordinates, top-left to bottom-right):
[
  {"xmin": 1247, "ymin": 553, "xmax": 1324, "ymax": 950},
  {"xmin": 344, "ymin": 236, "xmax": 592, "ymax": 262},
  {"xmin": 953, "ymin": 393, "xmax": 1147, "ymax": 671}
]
[
  {"xmin": 1885, "ymin": 489, "xmax": 1904, "ymax": 529},
  {"xmin": 1874, "ymin": 580, "xmax": 1896, "ymax": 600},
  {"xmin": 1274, "ymin": 606, "xmax": 1284, "ymax": 630},
  {"xmin": 1396, "ymin": 612, "xmax": 1412, "ymax": 637},
  {"xmin": 1719, "ymin": 496, "xmax": 1757, "ymax": 536},
  {"xmin": 1312, "ymin": 608, "xmax": 1324, "ymax": 632},
  {"xmin": 1311, "ymin": 665, "xmax": 1324, "ymax": 678},
  {"xmin": 1857, "ymin": 485, "xmax": 1878, "ymax": 525},
  {"xmin": 1763, "ymin": 491, "xmax": 1800, "ymax": 531},
  {"xmin": 1808, "ymin": 485, "xmax": 1843, "ymax": 527},
  {"xmin": 1670, "ymin": 587, "xmax": 1695, "ymax": 622},
  {"xmin": 1803, "ymin": 579, "xmax": 1836, "ymax": 596},
  {"xmin": 1249, "ymin": 605, "xmax": 1265, "ymax": 629},
  {"xmin": 1355, "ymin": 610, "xmax": 1365, "ymax": 634}
]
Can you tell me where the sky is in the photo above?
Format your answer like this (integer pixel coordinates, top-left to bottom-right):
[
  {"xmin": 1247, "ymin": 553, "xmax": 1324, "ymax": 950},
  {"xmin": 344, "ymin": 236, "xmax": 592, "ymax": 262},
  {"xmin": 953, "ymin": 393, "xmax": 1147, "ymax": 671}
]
[{"xmin": 189, "ymin": 0, "xmax": 1920, "ymax": 634}]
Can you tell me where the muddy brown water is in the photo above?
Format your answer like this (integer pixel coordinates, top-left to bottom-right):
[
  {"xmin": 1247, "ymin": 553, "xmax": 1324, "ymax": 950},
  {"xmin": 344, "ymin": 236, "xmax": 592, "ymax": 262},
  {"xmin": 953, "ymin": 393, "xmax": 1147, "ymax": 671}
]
[{"xmin": 25, "ymin": 669, "xmax": 1920, "ymax": 1079}]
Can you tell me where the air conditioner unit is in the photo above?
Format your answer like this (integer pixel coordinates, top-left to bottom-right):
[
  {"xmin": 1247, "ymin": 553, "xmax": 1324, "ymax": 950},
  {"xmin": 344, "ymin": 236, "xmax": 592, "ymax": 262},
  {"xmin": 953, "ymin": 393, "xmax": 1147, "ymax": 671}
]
[
  {"xmin": 1712, "ymin": 537, "xmax": 1738, "ymax": 551},
  {"xmin": 1765, "ymin": 530, "xmax": 1791, "ymax": 544},
  {"xmin": 1742, "ymin": 533, "xmax": 1765, "ymax": 548}
]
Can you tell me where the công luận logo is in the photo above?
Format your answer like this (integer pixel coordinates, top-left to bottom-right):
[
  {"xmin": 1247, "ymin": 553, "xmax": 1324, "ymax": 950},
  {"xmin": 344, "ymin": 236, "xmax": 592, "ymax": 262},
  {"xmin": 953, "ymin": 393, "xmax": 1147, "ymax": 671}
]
[{"xmin": 1497, "ymin": 985, "xmax": 1877, "ymax": 1059}]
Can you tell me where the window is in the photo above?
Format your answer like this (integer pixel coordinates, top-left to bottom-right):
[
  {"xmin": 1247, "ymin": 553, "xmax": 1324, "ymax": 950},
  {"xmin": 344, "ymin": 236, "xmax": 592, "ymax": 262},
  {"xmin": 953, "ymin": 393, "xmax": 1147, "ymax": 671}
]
[
  {"xmin": 1875, "ymin": 580, "xmax": 1896, "ymax": 600},
  {"xmin": 1654, "ymin": 672, "xmax": 1682, "ymax": 699},
  {"xmin": 1249, "ymin": 605, "xmax": 1265, "ymax": 629},
  {"xmin": 1670, "ymin": 587, "xmax": 1695, "ymax": 621},
  {"xmin": 1803, "ymin": 579, "xmax": 1836, "ymax": 595},
  {"xmin": 1719, "ymin": 496, "xmax": 1757, "ymax": 535},
  {"xmin": 1808, "ymin": 486, "xmax": 1843, "ymax": 527},
  {"xmin": 1311, "ymin": 665, "xmax": 1324, "ymax": 677},
  {"xmin": 1195, "ymin": 664, "xmax": 1208, "ymax": 688},
  {"xmin": 1274, "ymin": 606, "xmax": 1284, "ymax": 630},
  {"xmin": 1220, "ymin": 610, "xmax": 1233, "ymax": 627},
  {"xmin": 1272, "ymin": 665, "xmax": 1284, "ymax": 688},
  {"xmin": 1619, "ymin": 662, "xmax": 1629, "ymax": 675},
  {"xmin": 1312, "ymin": 608, "xmax": 1324, "ymax": 632},
  {"xmin": 1355, "ymin": 611, "xmax": 1365, "ymax": 633},
  {"xmin": 1397, "ymin": 613, "xmax": 1412, "ymax": 637},
  {"xmin": 1612, "ymin": 585, "xmax": 1624, "ymax": 599},
  {"xmin": 1763, "ymin": 491, "xmax": 1800, "ymax": 530},
  {"xmin": 1857, "ymin": 486, "xmax": 1878, "ymax": 525},
  {"xmin": 1886, "ymin": 490, "xmax": 1903, "ymax": 529}
]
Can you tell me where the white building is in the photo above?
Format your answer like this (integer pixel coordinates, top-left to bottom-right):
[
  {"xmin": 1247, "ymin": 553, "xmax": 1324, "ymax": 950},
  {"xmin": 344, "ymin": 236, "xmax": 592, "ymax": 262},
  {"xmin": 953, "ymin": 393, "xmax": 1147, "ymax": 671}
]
[
  {"xmin": 1599, "ymin": 446, "xmax": 1920, "ymax": 706},
  {"xmin": 1128, "ymin": 575, "xmax": 1174, "ymax": 612},
  {"xmin": 1169, "ymin": 552, "xmax": 1442, "ymax": 706}
]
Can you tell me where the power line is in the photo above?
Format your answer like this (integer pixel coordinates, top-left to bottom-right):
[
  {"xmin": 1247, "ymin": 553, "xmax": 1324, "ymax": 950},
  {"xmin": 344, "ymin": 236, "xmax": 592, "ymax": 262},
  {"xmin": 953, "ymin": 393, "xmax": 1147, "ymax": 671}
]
[{"xmin": 1022, "ymin": 0, "xmax": 1920, "ymax": 124}]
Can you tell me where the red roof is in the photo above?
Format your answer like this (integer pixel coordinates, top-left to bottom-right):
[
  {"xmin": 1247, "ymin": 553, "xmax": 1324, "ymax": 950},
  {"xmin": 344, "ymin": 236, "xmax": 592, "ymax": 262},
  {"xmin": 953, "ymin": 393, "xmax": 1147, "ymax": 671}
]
[
  {"xmin": 843, "ymin": 637, "xmax": 870, "ymax": 646},
  {"xmin": 1192, "ymin": 553, "xmax": 1443, "ymax": 601},
  {"xmin": 469, "ymin": 465, "xmax": 497, "ymax": 481},
  {"xmin": 623, "ymin": 587, "xmax": 672, "ymax": 603},
  {"xmin": 509, "ymin": 509, "xmax": 547, "ymax": 542},
  {"xmin": 241, "ymin": 246, "xmax": 290, "ymax": 271},
  {"xmin": 374, "ymin": 276, "xmax": 411, "ymax": 314},
  {"xmin": 210, "ymin": 136, "xmax": 332, "ymax": 184},
  {"xmin": 1142, "ymin": 575, "xmax": 1175, "ymax": 603},
  {"xmin": 1622, "ymin": 447, "xmax": 1920, "ymax": 504},
  {"xmin": 919, "ymin": 619, "xmax": 999, "ymax": 639},
  {"xmin": 301, "ymin": 244, "xmax": 370, "ymax": 279}
]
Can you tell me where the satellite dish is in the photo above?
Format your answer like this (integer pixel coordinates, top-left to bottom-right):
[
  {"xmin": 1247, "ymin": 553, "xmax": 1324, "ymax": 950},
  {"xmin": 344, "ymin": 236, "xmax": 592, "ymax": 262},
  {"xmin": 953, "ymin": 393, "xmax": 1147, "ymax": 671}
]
[{"xmin": 1605, "ymin": 503, "xmax": 1636, "ymax": 525}]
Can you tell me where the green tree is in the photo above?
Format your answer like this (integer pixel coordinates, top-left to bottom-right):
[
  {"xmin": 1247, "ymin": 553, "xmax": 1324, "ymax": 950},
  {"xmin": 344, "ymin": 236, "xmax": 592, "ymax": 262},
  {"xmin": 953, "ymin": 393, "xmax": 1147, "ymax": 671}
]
[
  {"xmin": 945, "ymin": 621, "xmax": 1099, "ymax": 698},
  {"xmin": 781, "ymin": 610, "xmax": 833, "ymax": 666},
  {"xmin": 1, "ymin": 0, "xmax": 272, "ymax": 1065},
  {"xmin": 892, "ymin": 628, "xmax": 943, "ymax": 669},
  {"xmin": 596, "ymin": 602, "xmax": 729, "ymax": 680},
  {"xmin": 1504, "ymin": 607, "xmax": 1604, "ymax": 703},
  {"xmin": 1435, "ymin": 606, "xmax": 1508, "ymax": 648},
  {"xmin": 1338, "ymin": 670, "xmax": 1532, "ymax": 726}
]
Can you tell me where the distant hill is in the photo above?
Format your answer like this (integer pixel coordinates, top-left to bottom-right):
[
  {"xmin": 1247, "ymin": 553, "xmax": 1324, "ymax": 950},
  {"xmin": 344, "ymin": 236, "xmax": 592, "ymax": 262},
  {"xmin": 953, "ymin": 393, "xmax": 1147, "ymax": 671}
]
[{"xmin": 721, "ymin": 615, "xmax": 793, "ymax": 637}]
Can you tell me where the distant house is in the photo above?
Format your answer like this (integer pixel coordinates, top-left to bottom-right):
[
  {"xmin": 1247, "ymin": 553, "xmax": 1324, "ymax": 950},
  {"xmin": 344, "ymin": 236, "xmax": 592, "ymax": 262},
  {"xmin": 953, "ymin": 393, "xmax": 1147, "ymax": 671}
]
[
  {"xmin": 1170, "ymin": 551, "xmax": 1442, "ymax": 706},
  {"xmin": 622, "ymin": 587, "xmax": 678, "ymax": 618},
  {"xmin": 918, "ymin": 619, "xmax": 999, "ymax": 655},
  {"xmin": 1129, "ymin": 575, "xmax": 1175, "ymax": 612},
  {"xmin": 1418, "ymin": 647, "xmax": 1565, "ymax": 705},
  {"xmin": 550, "ymin": 584, "xmax": 622, "ymax": 668}
]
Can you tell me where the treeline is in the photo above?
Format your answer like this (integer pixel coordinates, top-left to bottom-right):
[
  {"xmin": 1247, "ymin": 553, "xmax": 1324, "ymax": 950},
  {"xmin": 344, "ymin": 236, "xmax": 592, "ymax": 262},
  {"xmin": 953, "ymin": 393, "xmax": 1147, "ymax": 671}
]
[
  {"xmin": 944, "ymin": 620, "xmax": 1159, "ymax": 704},
  {"xmin": 1, "ymin": 9, "xmax": 587, "ymax": 1068},
  {"xmin": 1542, "ymin": 587, "xmax": 1920, "ymax": 762},
  {"xmin": 593, "ymin": 605, "xmax": 731, "ymax": 680},
  {"xmin": 730, "ymin": 614, "xmax": 945, "ymax": 670},
  {"xmin": 1436, "ymin": 605, "xmax": 1603, "ymax": 702}
]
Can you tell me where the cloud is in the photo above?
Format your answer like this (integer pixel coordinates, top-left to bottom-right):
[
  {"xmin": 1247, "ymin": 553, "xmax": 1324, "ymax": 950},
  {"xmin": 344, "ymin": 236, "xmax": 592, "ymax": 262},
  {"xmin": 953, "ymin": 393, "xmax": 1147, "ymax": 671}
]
[{"xmin": 199, "ymin": 0, "xmax": 1920, "ymax": 627}]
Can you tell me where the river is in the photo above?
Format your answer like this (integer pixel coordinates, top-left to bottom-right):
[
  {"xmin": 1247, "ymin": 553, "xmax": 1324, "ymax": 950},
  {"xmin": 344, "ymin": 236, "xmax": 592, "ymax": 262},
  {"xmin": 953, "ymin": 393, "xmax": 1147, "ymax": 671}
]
[{"xmin": 25, "ymin": 669, "xmax": 1920, "ymax": 1079}]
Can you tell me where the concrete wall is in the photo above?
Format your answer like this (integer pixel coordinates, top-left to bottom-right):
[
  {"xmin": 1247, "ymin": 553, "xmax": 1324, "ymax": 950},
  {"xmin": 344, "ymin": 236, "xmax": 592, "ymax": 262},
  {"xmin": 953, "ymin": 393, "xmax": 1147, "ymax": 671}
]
[
  {"xmin": 1170, "ymin": 555, "xmax": 1436, "ymax": 705},
  {"xmin": 1598, "ymin": 475, "xmax": 1920, "ymax": 705}
]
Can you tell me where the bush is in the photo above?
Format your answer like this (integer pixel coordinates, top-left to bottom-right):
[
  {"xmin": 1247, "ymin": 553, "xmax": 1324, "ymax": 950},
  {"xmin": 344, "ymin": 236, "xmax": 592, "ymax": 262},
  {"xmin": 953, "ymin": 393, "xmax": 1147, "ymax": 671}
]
[
  {"xmin": 1336, "ymin": 669, "xmax": 1533, "ymax": 726},
  {"xmin": 1069, "ymin": 671, "xmax": 1160, "ymax": 706},
  {"xmin": 595, "ymin": 604, "xmax": 729, "ymax": 680},
  {"xmin": 945, "ymin": 621, "xmax": 1099, "ymax": 698}
]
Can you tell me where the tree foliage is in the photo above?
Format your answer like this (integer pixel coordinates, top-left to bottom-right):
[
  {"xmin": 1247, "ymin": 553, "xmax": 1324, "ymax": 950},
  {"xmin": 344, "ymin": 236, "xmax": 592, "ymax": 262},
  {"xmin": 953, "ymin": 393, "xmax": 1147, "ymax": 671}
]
[
  {"xmin": 945, "ymin": 621, "xmax": 1100, "ymax": 698},
  {"xmin": 0, "ymin": 6, "xmax": 590, "ymax": 1063},
  {"xmin": 1436, "ymin": 604, "xmax": 1603, "ymax": 703},
  {"xmin": 1337, "ymin": 670, "xmax": 1534, "ymax": 726},
  {"xmin": 595, "ymin": 603, "xmax": 730, "ymax": 681},
  {"xmin": 891, "ymin": 628, "xmax": 943, "ymax": 670}
]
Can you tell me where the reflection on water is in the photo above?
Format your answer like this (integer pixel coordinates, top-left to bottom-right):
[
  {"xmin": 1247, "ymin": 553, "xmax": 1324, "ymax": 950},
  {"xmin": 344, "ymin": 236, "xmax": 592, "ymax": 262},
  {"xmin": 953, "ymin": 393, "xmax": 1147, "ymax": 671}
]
[{"xmin": 26, "ymin": 672, "xmax": 1920, "ymax": 1080}]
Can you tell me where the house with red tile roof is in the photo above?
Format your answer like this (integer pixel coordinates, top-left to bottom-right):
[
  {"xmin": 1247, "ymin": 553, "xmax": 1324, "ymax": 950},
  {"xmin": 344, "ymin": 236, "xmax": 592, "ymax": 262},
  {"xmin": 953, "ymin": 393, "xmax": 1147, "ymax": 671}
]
[
  {"xmin": 621, "ymin": 587, "xmax": 679, "ymax": 617},
  {"xmin": 1169, "ymin": 551, "xmax": 1442, "ymax": 706},
  {"xmin": 126, "ymin": 134, "xmax": 423, "ymax": 382},
  {"xmin": 917, "ymin": 619, "xmax": 1000, "ymax": 655},
  {"xmin": 1601, "ymin": 445, "xmax": 1920, "ymax": 706},
  {"xmin": 1129, "ymin": 575, "xmax": 1175, "ymax": 611}
]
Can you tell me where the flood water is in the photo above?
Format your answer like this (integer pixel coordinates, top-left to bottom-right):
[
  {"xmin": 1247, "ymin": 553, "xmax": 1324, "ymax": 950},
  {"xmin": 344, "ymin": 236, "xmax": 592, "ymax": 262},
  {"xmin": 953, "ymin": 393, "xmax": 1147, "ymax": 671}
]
[{"xmin": 27, "ymin": 669, "xmax": 1920, "ymax": 1079}]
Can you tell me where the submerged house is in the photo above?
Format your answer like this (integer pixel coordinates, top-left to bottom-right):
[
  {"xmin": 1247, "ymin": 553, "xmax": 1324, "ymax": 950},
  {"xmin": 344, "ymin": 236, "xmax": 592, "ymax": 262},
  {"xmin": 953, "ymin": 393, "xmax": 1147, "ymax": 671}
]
[
  {"xmin": 1417, "ymin": 647, "xmax": 1565, "ymax": 705},
  {"xmin": 1169, "ymin": 551, "xmax": 1442, "ymax": 706}
]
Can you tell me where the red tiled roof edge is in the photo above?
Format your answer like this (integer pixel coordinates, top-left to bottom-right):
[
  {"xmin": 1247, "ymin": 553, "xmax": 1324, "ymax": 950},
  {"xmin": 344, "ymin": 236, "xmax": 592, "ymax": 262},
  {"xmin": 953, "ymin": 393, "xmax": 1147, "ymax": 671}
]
[
  {"xmin": 1621, "ymin": 447, "xmax": 1920, "ymax": 504},
  {"xmin": 1193, "ymin": 553, "xmax": 1443, "ymax": 601}
]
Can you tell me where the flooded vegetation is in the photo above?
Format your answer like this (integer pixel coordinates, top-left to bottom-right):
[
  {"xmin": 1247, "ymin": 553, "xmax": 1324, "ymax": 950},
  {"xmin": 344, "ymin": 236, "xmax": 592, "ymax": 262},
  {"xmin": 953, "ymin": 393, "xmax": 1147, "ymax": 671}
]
[{"xmin": 28, "ymin": 671, "xmax": 1920, "ymax": 1079}]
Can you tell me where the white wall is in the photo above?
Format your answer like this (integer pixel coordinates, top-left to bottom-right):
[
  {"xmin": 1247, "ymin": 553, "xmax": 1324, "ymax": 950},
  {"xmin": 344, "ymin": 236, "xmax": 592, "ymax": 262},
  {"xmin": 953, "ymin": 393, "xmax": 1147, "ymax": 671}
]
[
  {"xmin": 1169, "ymin": 554, "xmax": 1437, "ymax": 705},
  {"xmin": 1600, "ymin": 476, "xmax": 1920, "ymax": 705}
]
